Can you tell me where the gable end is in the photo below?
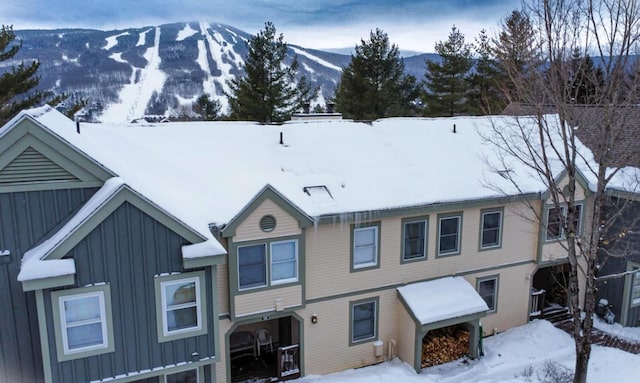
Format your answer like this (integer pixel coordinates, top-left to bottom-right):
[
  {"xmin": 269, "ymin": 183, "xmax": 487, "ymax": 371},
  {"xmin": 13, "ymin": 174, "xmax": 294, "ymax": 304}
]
[{"xmin": 0, "ymin": 146, "xmax": 79, "ymax": 184}]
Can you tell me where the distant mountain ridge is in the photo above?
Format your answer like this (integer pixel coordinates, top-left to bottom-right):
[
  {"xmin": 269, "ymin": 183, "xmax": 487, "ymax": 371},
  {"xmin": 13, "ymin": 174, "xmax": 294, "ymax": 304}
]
[{"xmin": 9, "ymin": 22, "xmax": 438, "ymax": 123}]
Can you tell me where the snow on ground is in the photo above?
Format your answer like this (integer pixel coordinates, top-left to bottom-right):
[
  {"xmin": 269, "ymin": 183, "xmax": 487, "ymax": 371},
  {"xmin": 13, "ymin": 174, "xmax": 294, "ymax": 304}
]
[
  {"xmin": 290, "ymin": 46, "xmax": 342, "ymax": 72},
  {"xmin": 594, "ymin": 316, "xmax": 640, "ymax": 342},
  {"xmin": 176, "ymin": 23, "xmax": 198, "ymax": 41},
  {"xmin": 109, "ymin": 52, "xmax": 127, "ymax": 64},
  {"xmin": 100, "ymin": 27, "xmax": 166, "ymax": 123},
  {"xmin": 137, "ymin": 28, "xmax": 152, "ymax": 46},
  {"xmin": 295, "ymin": 320, "xmax": 640, "ymax": 383},
  {"xmin": 198, "ymin": 22, "xmax": 240, "ymax": 111},
  {"xmin": 103, "ymin": 31, "xmax": 130, "ymax": 50}
]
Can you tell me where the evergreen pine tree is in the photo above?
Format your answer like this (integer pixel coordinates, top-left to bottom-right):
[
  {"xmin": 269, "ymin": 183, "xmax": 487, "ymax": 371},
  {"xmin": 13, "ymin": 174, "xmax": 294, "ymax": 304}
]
[
  {"xmin": 192, "ymin": 93, "xmax": 221, "ymax": 120},
  {"xmin": 0, "ymin": 25, "xmax": 62, "ymax": 124},
  {"xmin": 424, "ymin": 25, "xmax": 474, "ymax": 116},
  {"xmin": 226, "ymin": 22, "xmax": 315, "ymax": 123},
  {"xmin": 334, "ymin": 28, "xmax": 420, "ymax": 120},
  {"xmin": 566, "ymin": 49, "xmax": 604, "ymax": 105},
  {"xmin": 467, "ymin": 29, "xmax": 505, "ymax": 115}
]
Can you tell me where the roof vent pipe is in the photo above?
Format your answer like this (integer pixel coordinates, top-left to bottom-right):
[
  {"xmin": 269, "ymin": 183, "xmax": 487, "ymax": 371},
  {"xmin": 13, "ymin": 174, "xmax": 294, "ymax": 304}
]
[
  {"xmin": 76, "ymin": 120, "xmax": 80, "ymax": 134},
  {"xmin": 453, "ymin": 124, "xmax": 456, "ymax": 134},
  {"xmin": 279, "ymin": 132, "xmax": 284, "ymax": 145}
]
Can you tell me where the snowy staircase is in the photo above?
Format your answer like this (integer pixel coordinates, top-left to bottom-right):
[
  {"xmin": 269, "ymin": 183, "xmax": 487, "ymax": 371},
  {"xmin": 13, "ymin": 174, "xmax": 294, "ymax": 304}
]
[{"xmin": 542, "ymin": 306, "xmax": 572, "ymax": 324}]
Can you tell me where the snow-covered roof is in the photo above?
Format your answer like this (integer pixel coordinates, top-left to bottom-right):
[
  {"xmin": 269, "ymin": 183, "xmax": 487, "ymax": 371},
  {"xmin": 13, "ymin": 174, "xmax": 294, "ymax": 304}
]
[
  {"xmin": 397, "ymin": 277, "xmax": 489, "ymax": 325},
  {"xmin": 13, "ymin": 106, "xmax": 640, "ymax": 238}
]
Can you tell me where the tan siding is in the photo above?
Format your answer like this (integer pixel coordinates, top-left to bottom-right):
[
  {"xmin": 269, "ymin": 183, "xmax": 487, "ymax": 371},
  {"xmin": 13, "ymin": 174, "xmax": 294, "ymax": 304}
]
[
  {"xmin": 217, "ymin": 319, "xmax": 231, "ymax": 383},
  {"xmin": 216, "ymin": 264, "xmax": 229, "ymax": 315},
  {"xmin": 306, "ymin": 203, "xmax": 538, "ymax": 300},
  {"xmin": 396, "ymin": 303, "xmax": 416, "ymax": 368},
  {"xmin": 234, "ymin": 198, "xmax": 301, "ymax": 242},
  {"xmin": 234, "ymin": 285, "xmax": 302, "ymax": 317},
  {"xmin": 299, "ymin": 290, "xmax": 399, "ymax": 375}
]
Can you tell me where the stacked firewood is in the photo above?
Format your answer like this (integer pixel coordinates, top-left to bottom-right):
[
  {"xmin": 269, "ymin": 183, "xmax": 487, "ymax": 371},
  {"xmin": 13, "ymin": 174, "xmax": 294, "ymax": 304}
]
[{"xmin": 421, "ymin": 327, "xmax": 470, "ymax": 368}]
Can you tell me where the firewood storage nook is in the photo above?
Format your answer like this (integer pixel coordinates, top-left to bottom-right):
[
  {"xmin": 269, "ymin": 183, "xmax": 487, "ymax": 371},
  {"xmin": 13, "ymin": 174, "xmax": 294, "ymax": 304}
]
[{"xmin": 396, "ymin": 277, "xmax": 490, "ymax": 373}]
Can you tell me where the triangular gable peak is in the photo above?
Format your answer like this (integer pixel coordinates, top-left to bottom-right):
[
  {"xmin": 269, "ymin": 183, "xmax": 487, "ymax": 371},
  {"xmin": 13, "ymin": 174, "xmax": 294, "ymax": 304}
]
[
  {"xmin": 541, "ymin": 168, "xmax": 592, "ymax": 203},
  {"xmin": 19, "ymin": 178, "xmax": 214, "ymax": 291},
  {"xmin": 0, "ymin": 111, "xmax": 113, "ymax": 192},
  {"xmin": 221, "ymin": 184, "xmax": 313, "ymax": 240}
]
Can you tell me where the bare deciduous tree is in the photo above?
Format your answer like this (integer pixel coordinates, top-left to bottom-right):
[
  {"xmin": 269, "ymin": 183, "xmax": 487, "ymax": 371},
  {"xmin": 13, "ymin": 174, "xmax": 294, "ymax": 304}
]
[{"xmin": 485, "ymin": 1, "xmax": 640, "ymax": 382}]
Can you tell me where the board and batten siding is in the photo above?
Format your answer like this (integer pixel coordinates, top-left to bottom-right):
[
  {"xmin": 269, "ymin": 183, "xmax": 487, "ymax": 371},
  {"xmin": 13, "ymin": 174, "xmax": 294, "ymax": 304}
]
[
  {"xmin": 234, "ymin": 285, "xmax": 302, "ymax": 318},
  {"xmin": 305, "ymin": 203, "xmax": 538, "ymax": 301},
  {"xmin": 0, "ymin": 187, "xmax": 99, "ymax": 383},
  {"xmin": 233, "ymin": 198, "xmax": 301, "ymax": 242},
  {"xmin": 43, "ymin": 202, "xmax": 216, "ymax": 383}
]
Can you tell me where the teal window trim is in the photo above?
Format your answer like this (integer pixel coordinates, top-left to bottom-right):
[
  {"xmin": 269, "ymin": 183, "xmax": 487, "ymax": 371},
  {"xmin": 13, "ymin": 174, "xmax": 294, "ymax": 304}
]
[
  {"xmin": 629, "ymin": 262, "xmax": 640, "ymax": 308},
  {"xmin": 270, "ymin": 239, "xmax": 299, "ymax": 285},
  {"xmin": 437, "ymin": 212, "xmax": 463, "ymax": 257},
  {"xmin": 236, "ymin": 238, "xmax": 300, "ymax": 291},
  {"xmin": 155, "ymin": 271, "xmax": 208, "ymax": 343},
  {"xmin": 479, "ymin": 208, "xmax": 504, "ymax": 251},
  {"xmin": 477, "ymin": 275, "xmax": 499, "ymax": 313},
  {"xmin": 51, "ymin": 284, "xmax": 115, "ymax": 362},
  {"xmin": 350, "ymin": 222, "xmax": 381, "ymax": 272},
  {"xmin": 544, "ymin": 202, "xmax": 583, "ymax": 242},
  {"xmin": 401, "ymin": 217, "xmax": 428, "ymax": 263},
  {"xmin": 349, "ymin": 297, "xmax": 379, "ymax": 346}
]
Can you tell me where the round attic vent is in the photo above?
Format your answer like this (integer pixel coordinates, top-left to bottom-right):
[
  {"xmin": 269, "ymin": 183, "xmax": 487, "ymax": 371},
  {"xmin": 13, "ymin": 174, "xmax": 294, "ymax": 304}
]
[{"xmin": 260, "ymin": 215, "xmax": 277, "ymax": 232}]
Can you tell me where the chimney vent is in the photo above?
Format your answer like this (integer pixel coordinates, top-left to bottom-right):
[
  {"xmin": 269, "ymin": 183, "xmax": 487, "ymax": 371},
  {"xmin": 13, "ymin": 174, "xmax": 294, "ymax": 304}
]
[
  {"xmin": 279, "ymin": 132, "xmax": 284, "ymax": 145},
  {"xmin": 453, "ymin": 124, "xmax": 456, "ymax": 134},
  {"xmin": 326, "ymin": 102, "xmax": 335, "ymax": 114},
  {"xmin": 303, "ymin": 103, "xmax": 310, "ymax": 114},
  {"xmin": 76, "ymin": 121, "xmax": 80, "ymax": 134}
]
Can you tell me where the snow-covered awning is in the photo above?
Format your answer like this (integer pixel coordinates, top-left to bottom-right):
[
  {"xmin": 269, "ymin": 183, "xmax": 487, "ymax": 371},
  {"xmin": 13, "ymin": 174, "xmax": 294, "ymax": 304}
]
[{"xmin": 397, "ymin": 277, "xmax": 489, "ymax": 326}]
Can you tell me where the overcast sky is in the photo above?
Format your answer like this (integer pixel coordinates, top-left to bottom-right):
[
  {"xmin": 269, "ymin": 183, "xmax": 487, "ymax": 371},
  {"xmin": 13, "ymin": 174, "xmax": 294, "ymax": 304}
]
[{"xmin": 0, "ymin": 0, "xmax": 521, "ymax": 53}]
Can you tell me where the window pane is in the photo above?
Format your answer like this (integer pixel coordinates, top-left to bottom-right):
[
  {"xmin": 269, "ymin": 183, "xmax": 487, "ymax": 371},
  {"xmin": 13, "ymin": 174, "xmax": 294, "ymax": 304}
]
[
  {"xmin": 167, "ymin": 369, "xmax": 197, "ymax": 383},
  {"xmin": 271, "ymin": 241, "xmax": 296, "ymax": 262},
  {"xmin": 167, "ymin": 306, "xmax": 198, "ymax": 331},
  {"xmin": 67, "ymin": 322, "xmax": 104, "ymax": 349},
  {"xmin": 354, "ymin": 247, "xmax": 375, "ymax": 265},
  {"xmin": 440, "ymin": 217, "xmax": 459, "ymax": 235},
  {"xmin": 352, "ymin": 302, "xmax": 375, "ymax": 341},
  {"xmin": 239, "ymin": 245, "xmax": 266, "ymax": 289},
  {"xmin": 272, "ymin": 261, "xmax": 296, "ymax": 281},
  {"xmin": 479, "ymin": 279, "xmax": 497, "ymax": 311},
  {"xmin": 165, "ymin": 282, "xmax": 196, "ymax": 306},
  {"xmin": 482, "ymin": 212, "xmax": 501, "ymax": 248},
  {"xmin": 404, "ymin": 221, "xmax": 425, "ymax": 260},
  {"xmin": 355, "ymin": 227, "xmax": 376, "ymax": 247},
  {"xmin": 546, "ymin": 207, "xmax": 562, "ymax": 239},
  {"xmin": 64, "ymin": 296, "xmax": 101, "ymax": 323}
]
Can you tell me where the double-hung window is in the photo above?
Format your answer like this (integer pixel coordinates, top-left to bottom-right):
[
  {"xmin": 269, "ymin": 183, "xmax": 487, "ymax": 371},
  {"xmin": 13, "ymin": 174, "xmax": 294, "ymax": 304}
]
[
  {"xmin": 402, "ymin": 219, "xmax": 427, "ymax": 262},
  {"xmin": 270, "ymin": 240, "xmax": 298, "ymax": 284},
  {"xmin": 631, "ymin": 267, "xmax": 640, "ymax": 306},
  {"xmin": 238, "ymin": 244, "xmax": 267, "ymax": 290},
  {"xmin": 156, "ymin": 271, "xmax": 207, "ymax": 342},
  {"xmin": 480, "ymin": 209, "xmax": 503, "ymax": 249},
  {"xmin": 51, "ymin": 285, "xmax": 114, "ymax": 361},
  {"xmin": 237, "ymin": 239, "xmax": 299, "ymax": 291},
  {"xmin": 352, "ymin": 224, "xmax": 379, "ymax": 270},
  {"xmin": 477, "ymin": 276, "xmax": 499, "ymax": 312},
  {"xmin": 438, "ymin": 214, "xmax": 462, "ymax": 256},
  {"xmin": 545, "ymin": 204, "xmax": 582, "ymax": 241},
  {"xmin": 350, "ymin": 299, "xmax": 378, "ymax": 344}
]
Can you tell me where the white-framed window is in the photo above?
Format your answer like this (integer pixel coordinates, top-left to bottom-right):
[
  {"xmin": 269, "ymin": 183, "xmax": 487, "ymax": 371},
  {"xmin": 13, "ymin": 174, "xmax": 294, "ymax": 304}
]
[
  {"xmin": 402, "ymin": 219, "xmax": 427, "ymax": 262},
  {"xmin": 51, "ymin": 284, "xmax": 115, "ymax": 361},
  {"xmin": 155, "ymin": 271, "xmax": 207, "ymax": 342},
  {"xmin": 477, "ymin": 276, "xmax": 499, "ymax": 312},
  {"xmin": 350, "ymin": 299, "xmax": 378, "ymax": 344},
  {"xmin": 545, "ymin": 204, "xmax": 583, "ymax": 241},
  {"xmin": 165, "ymin": 368, "xmax": 199, "ymax": 383},
  {"xmin": 238, "ymin": 243, "xmax": 267, "ymax": 290},
  {"xmin": 480, "ymin": 209, "xmax": 503, "ymax": 249},
  {"xmin": 270, "ymin": 239, "xmax": 298, "ymax": 285},
  {"xmin": 352, "ymin": 225, "xmax": 379, "ymax": 270},
  {"xmin": 438, "ymin": 214, "xmax": 462, "ymax": 256},
  {"xmin": 60, "ymin": 292, "xmax": 108, "ymax": 353}
]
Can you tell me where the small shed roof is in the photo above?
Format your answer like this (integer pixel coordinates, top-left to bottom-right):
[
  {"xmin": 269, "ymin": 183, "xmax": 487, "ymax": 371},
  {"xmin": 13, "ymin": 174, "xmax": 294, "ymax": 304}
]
[{"xmin": 397, "ymin": 277, "xmax": 489, "ymax": 326}]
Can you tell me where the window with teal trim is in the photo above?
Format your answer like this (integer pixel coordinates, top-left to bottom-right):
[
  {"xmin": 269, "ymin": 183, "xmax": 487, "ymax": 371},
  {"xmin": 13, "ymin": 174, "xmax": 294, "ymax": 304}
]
[
  {"xmin": 238, "ymin": 244, "xmax": 267, "ymax": 290},
  {"xmin": 439, "ymin": 215, "xmax": 461, "ymax": 255},
  {"xmin": 351, "ymin": 300, "xmax": 377, "ymax": 343},
  {"xmin": 545, "ymin": 204, "xmax": 582, "ymax": 241},
  {"xmin": 403, "ymin": 220, "xmax": 427, "ymax": 261},
  {"xmin": 270, "ymin": 240, "xmax": 298, "ymax": 284},
  {"xmin": 353, "ymin": 226, "xmax": 378, "ymax": 268},
  {"xmin": 161, "ymin": 277, "xmax": 202, "ymax": 335},
  {"xmin": 166, "ymin": 368, "xmax": 198, "ymax": 383},
  {"xmin": 478, "ymin": 277, "xmax": 498, "ymax": 312},
  {"xmin": 481, "ymin": 211, "xmax": 502, "ymax": 249},
  {"xmin": 59, "ymin": 292, "xmax": 108, "ymax": 353}
]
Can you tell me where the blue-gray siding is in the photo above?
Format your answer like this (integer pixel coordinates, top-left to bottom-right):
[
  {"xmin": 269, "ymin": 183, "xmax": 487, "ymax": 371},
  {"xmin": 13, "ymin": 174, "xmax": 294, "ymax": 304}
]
[
  {"xmin": 44, "ymin": 202, "xmax": 216, "ymax": 383},
  {"xmin": 0, "ymin": 188, "xmax": 99, "ymax": 383}
]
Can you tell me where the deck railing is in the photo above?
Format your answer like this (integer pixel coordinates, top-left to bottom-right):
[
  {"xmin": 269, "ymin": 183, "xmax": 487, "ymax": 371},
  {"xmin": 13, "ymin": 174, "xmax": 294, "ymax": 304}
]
[
  {"xmin": 277, "ymin": 344, "xmax": 300, "ymax": 380},
  {"xmin": 530, "ymin": 288, "xmax": 546, "ymax": 319}
]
